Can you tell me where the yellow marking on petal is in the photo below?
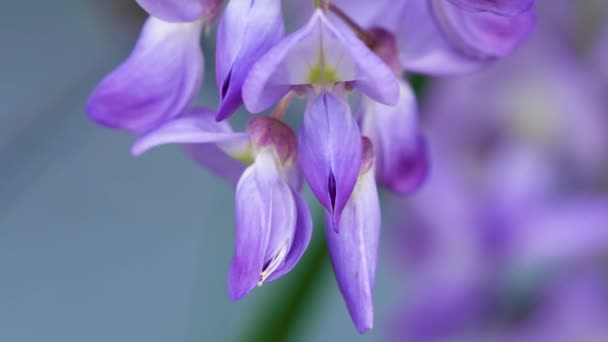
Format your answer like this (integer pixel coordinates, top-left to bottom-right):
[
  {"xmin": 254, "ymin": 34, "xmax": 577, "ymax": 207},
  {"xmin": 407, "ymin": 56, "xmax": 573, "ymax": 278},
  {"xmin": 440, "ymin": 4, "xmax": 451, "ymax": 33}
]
[
  {"xmin": 233, "ymin": 152, "xmax": 255, "ymax": 165},
  {"xmin": 307, "ymin": 62, "xmax": 340, "ymax": 84}
]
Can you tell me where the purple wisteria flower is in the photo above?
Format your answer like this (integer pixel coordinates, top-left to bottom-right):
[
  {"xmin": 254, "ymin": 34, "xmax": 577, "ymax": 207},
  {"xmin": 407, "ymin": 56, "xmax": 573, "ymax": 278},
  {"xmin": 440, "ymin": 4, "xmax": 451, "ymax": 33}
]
[
  {"xmin": 334, "ymin": 0, "xmax": 536, "ymax": 74},
  {"xmin": 592, "ymin": 24, "xmax": 608, "ymax": 81},
  {"xmin": 386, "ymin": 8, "xmax": 608, "ymax": 338},
  {"xmin": 86, "ymin": 0, "xmax": 537, "ymax": 333},
  {"xmin": 132, "ymin": 110, "xmax": 313, "ymax": 298}
]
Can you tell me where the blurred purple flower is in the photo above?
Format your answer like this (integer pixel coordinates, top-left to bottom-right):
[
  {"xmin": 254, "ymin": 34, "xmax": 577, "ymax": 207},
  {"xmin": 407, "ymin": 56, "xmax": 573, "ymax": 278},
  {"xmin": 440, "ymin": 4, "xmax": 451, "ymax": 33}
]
[
  {"xmin": 448, "ymin": 0, "xmax": 536, "ymax": 16},
  {"xmin": 386, "ymin": 9, "xmax": 608, "ymax": 338},
  {"xmin": 424, "ymin": 30, "xmax": 608, "ymax": 180},
  {"xmin": 360, "ymin": 80, "xmax": 428, "ymax": 194},
  {"xmin": 592, "ymin": 24, "xmax": 608, "ymax": 81},
  {"xmin": 389, "ymin": 143, "xmax": 608, "ymax": 341},
  {"xmin": 333, "ymin": 0, "xmax": 536, "ymax": 75},
  {"xmin": 513, "ymin": 268, "xmax": 608, "ymax": 341}
]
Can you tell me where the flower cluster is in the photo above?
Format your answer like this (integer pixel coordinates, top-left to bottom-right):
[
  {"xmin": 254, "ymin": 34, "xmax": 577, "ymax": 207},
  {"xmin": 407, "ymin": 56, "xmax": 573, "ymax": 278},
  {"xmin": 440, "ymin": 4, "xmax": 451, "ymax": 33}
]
[
  {"xmin": 387, "ymin": 6, "xmax": 608, "ymax": 339},
  {"xmin": 86, "ymin": 0, "xmax": 535, "ymax": 333}
]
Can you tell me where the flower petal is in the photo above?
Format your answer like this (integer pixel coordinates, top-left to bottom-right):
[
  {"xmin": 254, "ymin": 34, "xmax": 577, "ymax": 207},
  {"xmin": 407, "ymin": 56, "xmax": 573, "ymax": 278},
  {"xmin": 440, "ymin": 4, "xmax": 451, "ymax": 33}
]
[
  {"xmin": 299, "ymin": 91, "xmax": 362, "ymax": 229},
  {"xmin": 215, "ymin": 0, "xmax": 285, "ymax": 120},
  {"xmin": 325, "ymin": 168, "xmax": 381, "ymax": 334},
  {"xmin": 360, "ymin": 81, "xmax": 428, "ymax": 194},
  {"xmin": 432, "ymin": 0, "xmax": 536, "ymax": 59},
  {"xmin": 183, "ymin": 143, "xmax": 246, "ymax": 186},
  {"xmin": 447, "ymin": 0, "xmax": 535, "ymax": 16},
  {"xmin": 242, "ymin": 10, "xmax": 398, "ymax": 113},
  {"xmin": 228, "ymin": 150, "xmax": 296, "ymax": 299},
  {"xmin": 393, "ymin": 0, "xmax": 486, "ymax": 75},
  {"xmin": 87, "ymin": 17, "xmax": 203, "ymax": 134},
  {"xmin": 132, "ymin": 108, "xmax": 248, "ymax": 185},
  {"xmin": 135, "ymin": 0, "xmax": 220, "ymax": 22},
  {"xmin": 131, "ymin": 108, "xmax": 249, "ymax": 156},
  {"xmin": 265, "ymin": 189, "xmax": 313, "ymax": 282}
]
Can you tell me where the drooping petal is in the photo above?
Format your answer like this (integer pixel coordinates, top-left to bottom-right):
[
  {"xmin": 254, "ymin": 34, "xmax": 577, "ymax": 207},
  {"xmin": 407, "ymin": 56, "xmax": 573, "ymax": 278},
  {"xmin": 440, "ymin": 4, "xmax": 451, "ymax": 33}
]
[
  {"xmin": 136, "ymin": 0, "xmax": 220, "ymax": 22},
  {"xmin": 299, "ymin": 91, "xmax": 362, "ymax": 229},
  {"xmin": 360, "ymin": 81, "xmax": 428, "ymax": 194},
  {"xmin": 265, "ymin": 189, "xmax": 313, "ymax": 282},
  {"xmin": 242, "ymin": 10, "xmax": 398, "ymax": 113},
  {"xmin": 447, "ymin": 0, "xmax": 535, "ymax": 16},
  {"xmin": 131, "ymin": 108, "xmax": 249, "ymax": 185},
  {"xmin": 183, "ymin": 143, "xmax": 246, "ymax": 186},
  {"xmin": 87, "ymin": 17, "xmax": 204, "ymax": 134},
  {"xmin": 215, "ymin": 0, "xmax": 285, "ymax": 120},
  {"xmin": 229, "ymin": 148, "xmax": 304, "ymax": 300},
  {"xmin": 228, "ymin": 150, "xmax": 286, "ymax": 300},
  {"xmin": 325, "ymin": 164, "xmax": 381, "ymax": 334},
  {"xmin": 432, "ymin": 0, "xmax": 536, "ymax": 59},
  {"xmin": 131, "ymin": 108, "xmax": 249, "ymax": 156}
]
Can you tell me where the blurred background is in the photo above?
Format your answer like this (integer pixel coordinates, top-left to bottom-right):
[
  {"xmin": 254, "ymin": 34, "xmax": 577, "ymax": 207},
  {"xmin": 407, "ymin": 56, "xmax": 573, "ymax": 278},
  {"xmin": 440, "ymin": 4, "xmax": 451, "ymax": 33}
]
[{"xmin": 0, "ymin": 1, "xmax": 606, "ymax": 341}]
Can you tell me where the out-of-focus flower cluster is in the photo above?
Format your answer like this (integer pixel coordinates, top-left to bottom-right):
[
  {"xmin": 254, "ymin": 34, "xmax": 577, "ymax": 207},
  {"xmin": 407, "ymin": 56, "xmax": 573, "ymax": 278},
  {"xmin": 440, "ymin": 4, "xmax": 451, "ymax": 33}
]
[
  {"xmin": 85, "ymin": 0, "xmax": 539, "ymax": 333},
  {"xmin": 388, "ymin": 2, "xmax": 608, "ymax": 340}
]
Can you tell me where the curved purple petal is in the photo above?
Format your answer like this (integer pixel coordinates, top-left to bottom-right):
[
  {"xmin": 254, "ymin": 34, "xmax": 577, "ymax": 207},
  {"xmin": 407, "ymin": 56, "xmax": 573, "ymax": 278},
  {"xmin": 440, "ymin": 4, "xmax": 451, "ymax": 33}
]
[
  {"xmin": 432, "ymin": 0, "xmax": 536, "ymax": 59},
  {"xmin": 242, "ymin": 10, "xmax": 398, "ymax": 113},
  {"xmin": 325, "ymin": 169, "xmax": 381, "ymax": 334},
  {"xmin": 229, "ymin": 151, "xmax": 293, "ymax": 299},
  {"xmin": 183, "ymin": 143, "xmax": 246, "ymax": 186},
  {"xmin": 265, "ymin": 189, "xmax": 313, "ymax": 282},
  {"xmin": 360, "ymin": 81, "xmax": 428, "ymax": 194},
  {"xmin": 215, "ymin": 0, "xmax": 285, "ymax": 120},
  {"xmin": 87, "ymin": 17, "xmax": 203, "ymax": 134},
  {"xmin": 299, "ymin": 91, "xmax": 362, "ymax": 230},
  {"xmin": 447, "ymin": 0, "xmax": 535, "ymax": 16},
  {"xmin": 135, "ymin": 0, "xmax": 220, "ymax": 22},
  {"xmin": 131, "ymin": 108, "xmax": 248, "ymax": 185},
  {"xmin": 394, "ymin": 0, "xmax": 486, "ymax": 75},
  {"xmin": 131, "ymin": 108, "xmax": 249, "ymax": 156}
]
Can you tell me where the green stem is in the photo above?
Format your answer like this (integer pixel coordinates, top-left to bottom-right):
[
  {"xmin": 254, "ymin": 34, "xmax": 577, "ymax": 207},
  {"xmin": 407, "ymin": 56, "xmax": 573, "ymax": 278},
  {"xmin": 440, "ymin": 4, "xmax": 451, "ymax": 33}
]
[{"xmin": 408, "ymin": 73, "xmax": 429, "ymax": 95}]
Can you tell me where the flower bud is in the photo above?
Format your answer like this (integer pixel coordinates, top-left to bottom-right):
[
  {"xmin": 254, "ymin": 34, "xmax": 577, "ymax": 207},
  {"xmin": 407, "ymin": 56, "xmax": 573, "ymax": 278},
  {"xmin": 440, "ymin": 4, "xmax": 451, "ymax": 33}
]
[
  {"xmin": 368, "ymin": 27, "xmax": 401, "ymax": 74},
  {"xmin": 247, "ymin": 116, "xmax": 298, "ymax": 165}
]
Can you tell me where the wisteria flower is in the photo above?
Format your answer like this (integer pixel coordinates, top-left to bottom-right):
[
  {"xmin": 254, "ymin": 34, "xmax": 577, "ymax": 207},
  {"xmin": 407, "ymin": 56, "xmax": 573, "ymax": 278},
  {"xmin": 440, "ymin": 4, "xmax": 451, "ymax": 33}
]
[
  {"xmin": 86, "ymin": 0, "xmax": 539, "ymax": 334},
  {"xmin": 133, "ymin": 109, "xmax": 312, "ymax": 298},
  {"xmin": 333, "ymin": 0, "xmax": 536, "ymax": 74}
]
